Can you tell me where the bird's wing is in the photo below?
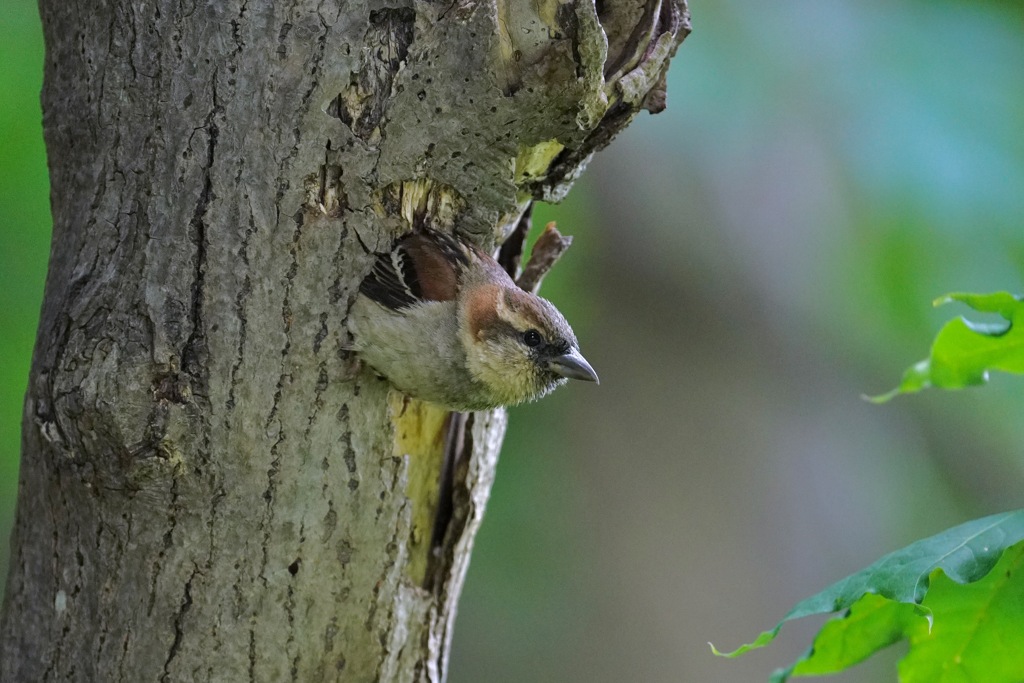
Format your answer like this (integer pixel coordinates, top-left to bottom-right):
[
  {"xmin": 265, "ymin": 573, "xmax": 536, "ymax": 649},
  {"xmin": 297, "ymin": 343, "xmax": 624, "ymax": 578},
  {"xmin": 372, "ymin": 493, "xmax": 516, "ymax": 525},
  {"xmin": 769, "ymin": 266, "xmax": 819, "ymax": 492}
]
[{"xmin": 359, "ymin": 229, "xmax": 471, "ymax": 311}]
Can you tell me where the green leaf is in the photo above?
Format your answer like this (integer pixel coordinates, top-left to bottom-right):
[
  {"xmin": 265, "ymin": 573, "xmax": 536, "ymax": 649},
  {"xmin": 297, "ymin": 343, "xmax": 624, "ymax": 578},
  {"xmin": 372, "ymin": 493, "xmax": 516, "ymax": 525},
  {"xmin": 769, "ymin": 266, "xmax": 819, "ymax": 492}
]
[
  {"xmin": 871, "ymin": 291, "xmax": 1024, "ymax": 402},
  {"xmin": 713, "ymin": 510, "xmax": 1024, "ymax": 680},
  {"xmin": 774, "ymin": 594, "xmax": 926, "ymax": 681},
  {"xmin": 766, "ymin": 542, "xmax": 1024, "ymax": 683},
  {"xmin": 898, "ymin": 542, "xmax": 1024, "ymax": 682}
]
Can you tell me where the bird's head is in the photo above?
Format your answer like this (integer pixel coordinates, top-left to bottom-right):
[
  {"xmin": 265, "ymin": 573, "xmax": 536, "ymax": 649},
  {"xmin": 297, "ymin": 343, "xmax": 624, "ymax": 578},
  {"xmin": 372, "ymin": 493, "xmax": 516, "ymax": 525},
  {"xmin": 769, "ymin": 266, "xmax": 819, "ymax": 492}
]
[{"xmin": 459, "ymin": 283, "xmax": 598, "ymax": 407}]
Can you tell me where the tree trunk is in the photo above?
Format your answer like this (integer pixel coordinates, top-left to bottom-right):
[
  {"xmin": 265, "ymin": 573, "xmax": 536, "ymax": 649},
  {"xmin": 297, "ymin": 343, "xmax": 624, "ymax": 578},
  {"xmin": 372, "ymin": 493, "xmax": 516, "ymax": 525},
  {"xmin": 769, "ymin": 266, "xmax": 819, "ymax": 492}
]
[{"xmin": 1, "ymin": 0, "xmax": 688, "ymax": 680}]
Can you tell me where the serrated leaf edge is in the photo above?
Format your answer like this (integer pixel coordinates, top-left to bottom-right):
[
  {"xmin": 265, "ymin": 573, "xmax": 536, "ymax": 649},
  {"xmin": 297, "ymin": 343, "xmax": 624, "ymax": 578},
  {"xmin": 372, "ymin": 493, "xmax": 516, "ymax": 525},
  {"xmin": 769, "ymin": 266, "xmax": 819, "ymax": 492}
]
[{"xmin": 713, "ymin": 511, "xmax": 1024, "ymax": 662}]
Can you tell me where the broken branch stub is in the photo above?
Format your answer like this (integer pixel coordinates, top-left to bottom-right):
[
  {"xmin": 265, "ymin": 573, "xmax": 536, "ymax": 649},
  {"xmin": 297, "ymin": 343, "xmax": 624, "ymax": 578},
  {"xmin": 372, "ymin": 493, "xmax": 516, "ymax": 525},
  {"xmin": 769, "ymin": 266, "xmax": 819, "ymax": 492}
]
[{"xmin": 517, "ymin": 223, "xmax": 574, "ymax": 294}]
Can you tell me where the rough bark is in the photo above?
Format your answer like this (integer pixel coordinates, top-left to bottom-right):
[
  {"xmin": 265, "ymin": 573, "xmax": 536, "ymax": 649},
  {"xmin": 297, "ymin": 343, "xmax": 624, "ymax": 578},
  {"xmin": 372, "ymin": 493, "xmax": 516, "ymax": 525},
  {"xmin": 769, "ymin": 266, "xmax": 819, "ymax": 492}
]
[{"xmin": 1, "ymin": 0, "xmax": 688, "ymax": 680}]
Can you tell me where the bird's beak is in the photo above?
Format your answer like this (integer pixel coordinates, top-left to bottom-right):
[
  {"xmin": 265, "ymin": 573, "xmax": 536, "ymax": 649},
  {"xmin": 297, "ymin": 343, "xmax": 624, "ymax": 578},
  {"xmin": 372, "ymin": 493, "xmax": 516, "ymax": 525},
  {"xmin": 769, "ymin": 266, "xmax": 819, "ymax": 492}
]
[{"xmin": 548, "ymin": 351, "xmax": 599, "ymax": 384}]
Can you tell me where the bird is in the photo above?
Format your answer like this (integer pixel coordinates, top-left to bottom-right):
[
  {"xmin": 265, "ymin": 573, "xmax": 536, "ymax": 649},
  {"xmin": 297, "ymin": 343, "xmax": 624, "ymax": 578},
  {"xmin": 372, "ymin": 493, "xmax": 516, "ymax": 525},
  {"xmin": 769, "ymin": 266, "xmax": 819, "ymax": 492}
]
[{"xmin": 349, "ymin": 227, "xmax": 598, "ymax": 411}]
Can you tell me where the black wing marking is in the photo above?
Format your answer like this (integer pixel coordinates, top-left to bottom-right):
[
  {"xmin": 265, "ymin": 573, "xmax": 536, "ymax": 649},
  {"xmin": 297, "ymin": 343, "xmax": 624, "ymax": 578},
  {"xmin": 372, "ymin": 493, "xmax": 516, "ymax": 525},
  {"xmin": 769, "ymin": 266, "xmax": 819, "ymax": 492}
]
[
  {"xmin": 359, "ymin": 229, "xmax": 470, "ymax": 311},
  {"xmin": 360, "ymin": 246, "xmax": 420, "ymax": 311}
]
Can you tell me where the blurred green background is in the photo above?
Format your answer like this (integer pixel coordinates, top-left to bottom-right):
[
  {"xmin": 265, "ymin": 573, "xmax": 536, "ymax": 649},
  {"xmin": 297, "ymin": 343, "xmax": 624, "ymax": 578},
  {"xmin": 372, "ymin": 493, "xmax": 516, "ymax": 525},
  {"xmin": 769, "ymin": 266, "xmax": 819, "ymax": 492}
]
[{"xmin": 3, "ymin": 0, "xmax": 1023, "ymax": 681}]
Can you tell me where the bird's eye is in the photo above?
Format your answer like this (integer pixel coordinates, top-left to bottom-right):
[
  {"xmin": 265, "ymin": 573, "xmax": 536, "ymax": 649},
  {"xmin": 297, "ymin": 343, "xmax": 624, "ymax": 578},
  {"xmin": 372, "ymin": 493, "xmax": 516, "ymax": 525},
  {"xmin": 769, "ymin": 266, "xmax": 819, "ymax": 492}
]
[{"xmin": 522, "ymin": 329, "xmax": 542, "ymax": 347}]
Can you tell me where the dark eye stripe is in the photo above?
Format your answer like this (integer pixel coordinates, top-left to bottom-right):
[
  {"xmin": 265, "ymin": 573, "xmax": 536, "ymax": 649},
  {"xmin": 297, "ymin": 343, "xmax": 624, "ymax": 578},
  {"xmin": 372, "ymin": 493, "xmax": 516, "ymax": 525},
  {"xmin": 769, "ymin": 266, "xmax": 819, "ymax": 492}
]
[{"xmin": 550, "ymin": 337, "xmax": 571, "ymax": 354}]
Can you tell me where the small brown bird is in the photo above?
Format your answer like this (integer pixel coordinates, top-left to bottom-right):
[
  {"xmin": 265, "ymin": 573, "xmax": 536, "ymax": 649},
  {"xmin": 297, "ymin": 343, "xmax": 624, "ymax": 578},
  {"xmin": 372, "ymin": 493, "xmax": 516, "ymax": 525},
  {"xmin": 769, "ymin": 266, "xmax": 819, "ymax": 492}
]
[{"xmin": 349, "ymin": 228, "xmax": 598, "ymax": 411}]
